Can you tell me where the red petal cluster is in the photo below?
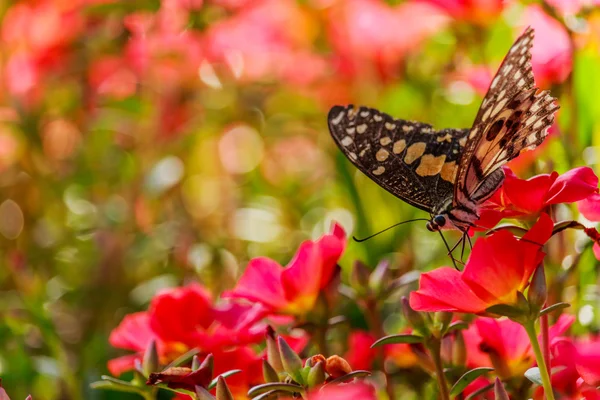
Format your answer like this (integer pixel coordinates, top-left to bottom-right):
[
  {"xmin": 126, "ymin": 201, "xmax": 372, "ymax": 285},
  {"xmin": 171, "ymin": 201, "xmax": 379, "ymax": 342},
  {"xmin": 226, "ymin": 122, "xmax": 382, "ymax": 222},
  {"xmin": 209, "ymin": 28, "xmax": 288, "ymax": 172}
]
[
  {"xmin": 224, "ymin": 223, "xmax": 346, "ymax": 315},
  {"xmin": 410, "ymin": 213, "xmax": 553, "ymax": 313},
  {"xmin": 108, "ymin": 284, "xmax": 266, "ymax": 395},
  {"xmin": 479, "ymin": 167, "xmax": 599, "ymax": 228}
]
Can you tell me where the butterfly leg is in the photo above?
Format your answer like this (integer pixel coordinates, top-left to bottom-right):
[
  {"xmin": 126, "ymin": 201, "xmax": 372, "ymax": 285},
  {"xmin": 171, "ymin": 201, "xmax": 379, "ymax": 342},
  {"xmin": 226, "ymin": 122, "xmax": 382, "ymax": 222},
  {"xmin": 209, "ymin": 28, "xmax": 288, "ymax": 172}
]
[
  {"xmin": 438, "ymin": 231, "xmax": 459, "ymax": 270},
  {"xmin": 460, "ymin": 231, "xmax": 467, "ymax": 261}
]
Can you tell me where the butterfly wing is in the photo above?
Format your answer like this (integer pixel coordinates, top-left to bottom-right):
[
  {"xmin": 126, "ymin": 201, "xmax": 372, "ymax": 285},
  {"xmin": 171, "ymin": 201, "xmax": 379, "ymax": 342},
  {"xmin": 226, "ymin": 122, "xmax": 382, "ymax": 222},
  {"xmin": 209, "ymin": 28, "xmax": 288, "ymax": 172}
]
[
  {"xmin": 454, "ymin": 27, "xmax": 559, "ymax": 210},
  {"xmin": 328, "ymin": 105, "xmax": 469, "ymax": 213}
]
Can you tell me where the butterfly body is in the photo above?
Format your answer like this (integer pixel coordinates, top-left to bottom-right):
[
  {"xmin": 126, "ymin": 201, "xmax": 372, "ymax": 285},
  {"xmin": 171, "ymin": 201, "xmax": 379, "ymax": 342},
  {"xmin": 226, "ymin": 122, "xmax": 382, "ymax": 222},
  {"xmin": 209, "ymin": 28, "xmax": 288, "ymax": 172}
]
[{"xmin": 328, "ymin": 27, "xmax": 558, "ymax": 233}]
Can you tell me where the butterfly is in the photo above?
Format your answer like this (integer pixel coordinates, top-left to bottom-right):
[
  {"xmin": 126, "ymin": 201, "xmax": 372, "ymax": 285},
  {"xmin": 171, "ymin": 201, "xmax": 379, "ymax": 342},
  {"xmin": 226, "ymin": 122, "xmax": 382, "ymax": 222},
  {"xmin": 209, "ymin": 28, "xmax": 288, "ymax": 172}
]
[{"xmin": 328, "ymin": 27, "xmax": 559, "ymax": 239}]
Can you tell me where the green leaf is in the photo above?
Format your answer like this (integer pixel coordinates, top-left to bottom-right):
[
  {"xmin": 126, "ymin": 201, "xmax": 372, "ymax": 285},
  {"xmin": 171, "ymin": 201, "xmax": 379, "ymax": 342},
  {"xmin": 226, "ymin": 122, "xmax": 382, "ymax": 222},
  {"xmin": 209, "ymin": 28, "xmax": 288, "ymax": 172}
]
[
  {"xmin": 552, "ymin": 220, "xmax": 585, "ymax": 235},
  {"xmin": 486, "ymin": 303, "xmax": 526, "ymax": 319},
  {"xmin": 539, "ymin": 302, "xmax": 570, "ymax": 317},
  {"xmin": 371, "ymin": 334, "xmax": 423, "ymax": 347},
  {"xmin": 465, "ymin": 382, "xmax": 495, "ymax": 400},
  {"xmin": 450, "ymin": 367, "xmax": 494, "ymax": 396},
  {"xmin": 208, "ymin": 370, "xmax": 242, "ymax": 390},
  {"xmin": 446, "ymin": 321, "xmax": 469, "ymax": 333},
  {"xmin": 323, "ymin": 370, "xmax": 371, "ymax": 386},
  {"xmin": 525, "ymin": 367, "xmax": 543, "ymax": 385},
  {"xmin": 164, "ymin": 348, "xmax": 201, "ymax": 369},
  {"xmin": 251, "ymin": 390, "xmax": 280, "ymax": 400},
  {"xmin": 247, "ymin": 383, "xmax": 304, "ymax": 398},
  {"xmin": 90, "ymin": 376, "xmax": 144, "ymax": 395}
]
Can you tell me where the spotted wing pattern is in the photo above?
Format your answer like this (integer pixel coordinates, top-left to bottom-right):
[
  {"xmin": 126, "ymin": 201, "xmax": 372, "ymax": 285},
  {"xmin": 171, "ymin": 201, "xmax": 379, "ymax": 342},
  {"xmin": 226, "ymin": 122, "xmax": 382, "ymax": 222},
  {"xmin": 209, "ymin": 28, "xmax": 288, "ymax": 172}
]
[
  {"xmin": 328, "ymin": 105, "xmax": 469, "ymax": 213},
  {"xmin": 454, "ymin": 27, "xmax": 559, "ymax": 209}
]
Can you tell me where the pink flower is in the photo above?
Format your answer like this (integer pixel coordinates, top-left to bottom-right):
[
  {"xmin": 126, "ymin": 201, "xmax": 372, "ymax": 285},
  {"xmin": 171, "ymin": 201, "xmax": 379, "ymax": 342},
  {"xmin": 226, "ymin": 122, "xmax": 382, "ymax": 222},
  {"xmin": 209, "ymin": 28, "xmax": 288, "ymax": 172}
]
[
  {"xmin": 463, "ymin": 315, "xmax": 574, "ymax": 378},
  {"xmin": 410, "ymin": 214, "xmax": 553, "ymax": 313},
  {"xmin": 224, "ymin": 223, "xmax": 346, "ymax": 315},
  {"xmin": 205, "ymin": 0, "xmax": 326, "ymax": 85},
  {"xmin": 521, "ymin": 5, "xmax": 573, "ymax": 88},
  {"xmin": 537, "ymin": 337, "xmax": 600, "ymax": 400},
  {"xmin": 326, "ymin": 0, "xmax": 448, "ymax": 81},
  {"xmin": 579, "ymin": 193, "xmax": 600, "ymax": 221}
]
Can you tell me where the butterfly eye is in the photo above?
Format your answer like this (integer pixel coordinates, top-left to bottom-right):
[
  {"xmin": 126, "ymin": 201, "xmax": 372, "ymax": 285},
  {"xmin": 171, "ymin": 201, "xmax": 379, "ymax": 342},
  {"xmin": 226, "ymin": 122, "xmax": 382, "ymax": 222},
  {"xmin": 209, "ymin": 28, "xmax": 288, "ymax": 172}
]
[
  {"xmin": 426, "ymin": 222, "xmax": 435, "ymax": 232},
  {"xmin": 433, "ymin": 215, "xmax": 446, "ymax": 227}
]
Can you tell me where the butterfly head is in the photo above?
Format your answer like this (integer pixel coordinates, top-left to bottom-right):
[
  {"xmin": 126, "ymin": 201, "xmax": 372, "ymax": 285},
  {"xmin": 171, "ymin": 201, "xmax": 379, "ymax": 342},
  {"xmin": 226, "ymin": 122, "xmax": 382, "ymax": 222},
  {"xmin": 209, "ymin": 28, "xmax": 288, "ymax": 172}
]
[{"xmin": 426, "ymin": 214, "xmax": 447, "ymax": 232}]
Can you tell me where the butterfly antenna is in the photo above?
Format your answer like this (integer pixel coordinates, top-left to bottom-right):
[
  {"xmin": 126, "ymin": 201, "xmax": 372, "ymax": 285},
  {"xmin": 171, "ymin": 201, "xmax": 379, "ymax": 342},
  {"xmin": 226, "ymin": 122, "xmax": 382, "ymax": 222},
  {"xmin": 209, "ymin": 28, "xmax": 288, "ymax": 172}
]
[{"xmin": 352, "ymin": 218, "xmax": 430, "ymax": 242}]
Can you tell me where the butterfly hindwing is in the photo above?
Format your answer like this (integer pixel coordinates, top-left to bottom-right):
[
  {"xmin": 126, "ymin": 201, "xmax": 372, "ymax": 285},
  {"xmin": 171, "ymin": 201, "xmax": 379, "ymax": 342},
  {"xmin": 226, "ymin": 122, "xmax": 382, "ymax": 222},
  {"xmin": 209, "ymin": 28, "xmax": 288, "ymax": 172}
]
[
  {"xmin": 454, "ymin": 27, "xmax": 559, "ymax": 208},
  {"xmin": 328, "ymin": 105, "xmax": 469, "ymax": 213}
]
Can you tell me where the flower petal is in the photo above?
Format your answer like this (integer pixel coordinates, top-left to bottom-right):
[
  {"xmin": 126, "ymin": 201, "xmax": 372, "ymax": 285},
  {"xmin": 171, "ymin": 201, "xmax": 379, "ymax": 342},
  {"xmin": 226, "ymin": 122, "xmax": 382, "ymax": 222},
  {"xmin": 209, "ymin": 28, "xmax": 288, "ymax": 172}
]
[
  {"xmin": 545, "ymin": 167, "xmax": 599, "ymax": 205},
  {"xmin": 224, "ymin": 257, "xmax": 288, "ymax": 310},
  {"xmin": 149, "ymin": 284, "xmax": 215, "ymax": 347},
  {"xmin": 410, "ymin": 267, "xmax": 488, "ymax": 313},
  {"xmin": 109, "ymin": 312, "xmax": 154, "ymax": 352},
  {"xmin": 579, "ymin": 193, "xmax": 600, "ymax": 222},
  {"xmin": 463, "ymin": 231, "xmax": 525, "ymax": 304}
]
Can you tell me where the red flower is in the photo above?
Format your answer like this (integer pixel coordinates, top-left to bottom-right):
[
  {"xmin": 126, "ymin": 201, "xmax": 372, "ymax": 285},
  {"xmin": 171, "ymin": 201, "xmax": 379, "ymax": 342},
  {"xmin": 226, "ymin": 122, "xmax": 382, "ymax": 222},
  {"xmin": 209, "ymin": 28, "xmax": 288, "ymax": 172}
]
[
  {"xmin": 423, "ymin": 0, "xmax": 505, "ymax": 24},
  {"xmin": 108, "ymin": 283, "xmax": 267, "ymax": 377},
  {"xmin": 479, "ymin": 167, "xmax": 599, "ymax": 228},
  {"xmin": 522, "ymin": 5, "xmax": 572, "ymax": 88},
  {"xmin": 343, "ymin": 330, "xmax": 418, "ymax": 371},
  {"xmin": 410, "ymin": 213, "xmax": 553, "ymax": 313},
  {"xmin": 463, "ymin": 315, "xmax": 574, "ymax": 379},
  {"xmin": 224, "ymin": 223, "xmax": 346, "ymax": 315}
]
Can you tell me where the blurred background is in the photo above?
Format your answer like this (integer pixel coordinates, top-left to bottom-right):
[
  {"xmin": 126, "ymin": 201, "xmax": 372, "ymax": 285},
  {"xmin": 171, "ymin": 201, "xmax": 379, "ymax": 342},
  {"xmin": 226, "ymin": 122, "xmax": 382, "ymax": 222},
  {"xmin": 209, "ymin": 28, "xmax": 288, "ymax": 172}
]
[{"xmin": 0, "ymin": 0, "xmax": 599, "ymax": 398}]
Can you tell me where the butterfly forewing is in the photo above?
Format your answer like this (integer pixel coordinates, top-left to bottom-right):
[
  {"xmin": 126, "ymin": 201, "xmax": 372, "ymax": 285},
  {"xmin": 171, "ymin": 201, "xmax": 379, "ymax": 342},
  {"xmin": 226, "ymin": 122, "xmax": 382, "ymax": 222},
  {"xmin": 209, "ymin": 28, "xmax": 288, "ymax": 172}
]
[
  {"xmin": 328, "ymin": 105, "xmax": 469, "ymax": 213},
  {"xmin": 454, "ymin": 27, "xmax": 559, "ymax": 208}
]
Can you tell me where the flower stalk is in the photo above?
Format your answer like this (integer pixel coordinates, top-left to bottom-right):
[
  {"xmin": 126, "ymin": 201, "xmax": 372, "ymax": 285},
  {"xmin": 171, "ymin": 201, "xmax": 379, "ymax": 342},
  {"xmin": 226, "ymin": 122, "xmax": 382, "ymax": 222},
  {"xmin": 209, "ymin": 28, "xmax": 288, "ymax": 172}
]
[
  {"xmin": 523, "ymin": 321, "xmax": 555, "ymax": 400},
  {"xmin": 427, "ymin": 339, "xmax": 450, "ymax": 400}
]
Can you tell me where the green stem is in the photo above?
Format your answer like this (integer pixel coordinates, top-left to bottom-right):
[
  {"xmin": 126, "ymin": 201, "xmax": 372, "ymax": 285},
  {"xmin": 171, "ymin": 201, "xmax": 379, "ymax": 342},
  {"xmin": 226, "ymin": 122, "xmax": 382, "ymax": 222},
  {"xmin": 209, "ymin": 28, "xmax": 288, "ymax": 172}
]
[
  {"xmin": 428, "ymin": 339, "xmax": 450, "ymax": 400},
  {"xmin": 364, "ymin": 298, "xmax": 395, "ymax": 400},
  {"xmin": 142, "ymin": 389, "xmax": 157, "ymax": 400},
  {"xmin": 524, "ymin": 321, "xmax": 555, "ymax": 400},
  {"xmin": 314, "ymin": 326, "xmax": 329, "ymax": 356}
]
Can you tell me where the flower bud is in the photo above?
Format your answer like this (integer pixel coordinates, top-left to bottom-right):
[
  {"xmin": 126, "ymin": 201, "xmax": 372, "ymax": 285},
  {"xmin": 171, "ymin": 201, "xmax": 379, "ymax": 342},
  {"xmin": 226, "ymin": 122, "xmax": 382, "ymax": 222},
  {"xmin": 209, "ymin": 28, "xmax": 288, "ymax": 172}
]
[
  {"xmin": 278, "ymin": 336, "xmax": 304, "ymax": 384},
  {"xmin": 452, "ymin": 331, "xmax": 467, "ymax": 367},
  {"xmin": 192, "ymin": 355, "xmax": 201, "ymax": 371},
  {"xmin": 266, "ymin": 326, "xmax": 283, "ymax": 372},
  {"xmin": 142, "ymin": 340, "xmax": 159, "ymax": 377},
  {"xmin": 305, "ymin": 354, "xmax": 326, "ymax": 368},
  {"xmin": 528, "ymin": 265, "xmax": 547, "ymax": 316},
  {"xmin": 494, "ymin": 377, "xmax": 510, "ymax": 400},
  {"xmin": 325, "ymin": 355, "xmax": 352, "ymax": 379},
  {"xmin": 401, "ymin": 297, "xmax": 428, "ymax": 334},
  {"xmin": 368, "ymin": 260, "xmax": 391, "ymax": 295},
  {"xmin": 350, "ymin": 260, "xmax": 371, "ymax": 293},
  {"xmin": 216, "ymin": 376, "xmax": 234, "ymax": 400},
  {"xmin": 307, "ymin": 361, "xmax": 326, "ymax": 387},
  {"xmin": 196, "ymin": 386, "xmax": 216, "ymax": 400},
  {"xmin": 410, "ymin": 343, "xmax": 435, "ymax": 373},
  {"xmin": 262, "ymin": 359, "xmax": 280, "ymax": 383},
  {"xmin": 435, "ymin": 312, "xmax": 453, "ymax": 334},
  {"xmin": 199, "ymin": 354, "xmax": 214, "ymax": 374}
]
